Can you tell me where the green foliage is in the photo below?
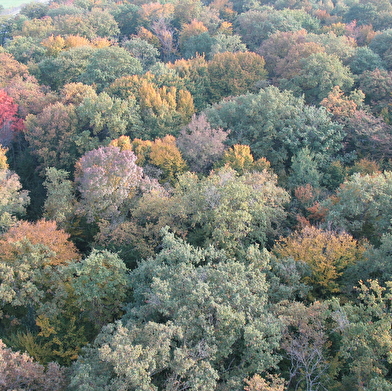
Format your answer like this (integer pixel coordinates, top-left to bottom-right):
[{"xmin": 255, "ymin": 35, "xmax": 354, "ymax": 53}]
[
  {"xmin": 205, "ymin": 86, "xmax": 344, "ymax": 176},
  {"xmin": 332, "ymin": 280, "xmax": 392, "ymax": 389},
  {"xmin": 36, "ymin": 45, "xmax": 96, "ymax": 90},
  {"xmin": 287, "ymin": 147, "xmax": 321, "ymax": 190},
  {"xmin": 79, "ymin": 46, "xmax": 143, "ymax": 92},
  {"xmin": 0, "ymin": 149, "xmax": 29, "ymax": 232},
  {"xmin": 43, "ymin": 167, "xmax": 77, "ymax": 235},
  {"xmin": 65, "ymin": 249, "xmax": 129, "ymax": 328},
  {"xmin": 70, "ymin": 230, "xmax": 282, "ymax": 390},
  {"xmin": 235, "ymin": 7, "xmax": 320, "ymax": 50},
  {"xmin": 324, "ymin": 171, "xmax": 392, "ymax": 245},
  {"xmin": 76, "ymin": 91, "xmax": 142, "ymax": 143},
  {"xmin": 280, "ymin": 52, "xmax": 354, "ymax": 104},
  {"xmin": 5, "ymin": 35, "xmax": 46, "ymax": 64},
  {"xmin": 122, "ymin": 37, "xmax": 160, "ymax": 70},
  {"xmin": 172, "ymin": 167, "xmax": 289, "ymax": 253},
  {"xmin": 348, "ymin": 47, "xmax": 385, "ymax": 75}
]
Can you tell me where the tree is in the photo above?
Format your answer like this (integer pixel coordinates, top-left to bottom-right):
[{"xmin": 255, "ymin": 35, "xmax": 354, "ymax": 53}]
[
  {"xmin": 332, "ymin": 280, "xmax": 392, "ymax": 389},
  {"xmin": 347, "ymin": 47, "xmax": 384, "ymax": 75},
  {"xmin": 0, "ymin": 147, "xmax": 29, "ymax": 232},
  {"xmin": 305, "ymin": 32, "xmax": 356, "ymax": 64},
  {"xmin": 273, "ymin": 226, "xmax": 366, "ymax": 297},
  {"xmin": 177, "ymin": 113, "xmax": 229, "ymax": 173},
  {"xmin": 5, "ymin": 35, "xmax": 46, "ymax": 64},
  {"xmin": 358, "ymin": 68, "xmax": 392, "ymax": 114},
  {"xmin": 235, "ymin": 8, "xmax": 320, "ymax": 51},
  {"xmin": 258, "ymin": 29, "xmax": 308, "ymax": 77},
  {"xmin": 24, "ymin": 102, "xmax": 79, "ymax": 172},
  {"xmin": 69, "ymin": 230, "xmax": 282, "ymax": 390},
  {"xmin": 65, "ymin": 249, "xmax": 129, "ymax": 328},
  {"xmin": 210, "ymin": 33, "xmax": 247, "ymax": 56},
  {"xmin": 16, "ymin": 16, "xmax": 55, "ymax": 40},
  {"xmin": 275, "ymin": 301, "xmax": 331, "ymax": 391},
  {"xmin": 279, "ymin": 52, "xmax": 354, "ymax": 104},
  {"xmin": 168, "ymin": 55, "xmax": 212, "ymax": 110},
  {"xmin": 274, "ymin": 41, "xmax": 325, "ymax": 81},
  {"xmin": 323, "ymin": 172, "xmax": 392, "ymax": 245},
  {"xmin": 75, "ymin": 91, "xmax": 142, "ymax": 144},
  {"xmin": 0, "ymin": 219, "xmax": 80, "ymax": 267},
  {"xmin": 43, "ymin": 167, "xmax": 78, "ymax": 234},
  {"xmin": 0, "ymin": 340, "xmax": 67, "ymax": 391},
  {"xmin": 75, "ymin": 146, "xmax": 144, "ymax": 224},
  {"xmin": 207, "ymin": 51, "xmax": 267, "ymax": 102},
  {"xmin": 148, "ymin": 134, "xmax": 188, "ymax": 183},
  {"xmin": 244, "ymin": 374, "xmax": 286, "ymax": 391},
  {"xmin": 218, "ymin": 144, "xmax": 271, "ymax": 175},
  {"xmin": 205, "ymin": 86, "xmax": 344, "ymax": 176},
  {"xmin": 137, "ymin": 80, "xmax": 195, "ymax": 139},
  {"xmin": 287, "ymin": 147, "xmax": 321, "ymax": 190},
  {"xmin": 122, "ymin": 37, "xmax": 159, "ymax": 70},
  {"xmin": 171, "ymin": 167, "xmax": 290, "ymax": 253},
  {"xmin": 0, "ymin": 89, "xmax": 24, "ymax": 147},
  {"xmin": 0, "ymin": 52, "xmax": 30, "ymax": 88},
  {"xmin": 36, "ymin": 45, "xmax": 97, "ymax": 90},
  {"xmin": 111, "ymin": 3, "xmax": 141, "ymax": 37},
  {"xmin": 79, "ymin": 46, "xmax": 143, "ymax": 92}
]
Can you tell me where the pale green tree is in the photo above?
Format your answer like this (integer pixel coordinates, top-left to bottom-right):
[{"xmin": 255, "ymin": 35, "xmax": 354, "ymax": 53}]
[
  {"xmin": 69, "ymin": 229, "xmax": 282, "ymax": 390},
  {"xmin": 323, "ymin": 171, "xmax": 392, "ymax": 245}
]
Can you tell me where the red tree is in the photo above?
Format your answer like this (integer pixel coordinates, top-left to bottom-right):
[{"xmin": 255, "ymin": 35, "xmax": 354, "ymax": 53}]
[{"xmin": 0, "ymin": 90, "xmax": 24, "ymax": 146}]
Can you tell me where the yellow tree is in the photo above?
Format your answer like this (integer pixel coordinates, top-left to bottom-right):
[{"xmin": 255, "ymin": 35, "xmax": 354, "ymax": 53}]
[
  {"xmin": 41, "ymin": 35, "xmax": 65, "ymax": 56},
  {"xmin": 149, "ymin": 135, "xmax": 188, "ymax": 183},
  {"xmin": 219, "ymin": 144, "xmax": 271, "ymax": 175},
  {"xmin": 273, "ymin": 226, "xmax": 366, "ymax": 297},
  {"xmin": 208, "ymin": 51, "xmax": 267, "ymax": 102},
  {"xmin": 110, "ymin": 135, "xmax": 187, "ymax": 183}
]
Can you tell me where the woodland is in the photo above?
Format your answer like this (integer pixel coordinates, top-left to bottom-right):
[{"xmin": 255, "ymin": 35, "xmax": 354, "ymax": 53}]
[{"xmin": 2, "ymin": 0, "xmax": 392, "ymax": 390}]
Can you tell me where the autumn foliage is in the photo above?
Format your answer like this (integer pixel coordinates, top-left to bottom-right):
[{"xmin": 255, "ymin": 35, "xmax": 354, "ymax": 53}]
[{"xmin": 0, "ymin": 219, "xmax": 80, "ymax": 266}]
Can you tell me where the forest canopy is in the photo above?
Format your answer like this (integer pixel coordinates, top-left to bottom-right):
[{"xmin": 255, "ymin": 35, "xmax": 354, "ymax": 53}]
[{"xmin": 1, "ymin": 0, "xmax": 392, "ymax": 390}]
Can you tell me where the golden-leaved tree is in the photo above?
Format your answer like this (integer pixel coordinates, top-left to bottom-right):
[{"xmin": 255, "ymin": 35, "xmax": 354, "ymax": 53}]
[{"xmin": 273, "ymin": 226, "xmax": 366, "ymax": 297}]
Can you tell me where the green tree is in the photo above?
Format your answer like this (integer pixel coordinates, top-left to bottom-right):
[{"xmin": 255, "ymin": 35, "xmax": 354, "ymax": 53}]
[
  {"xmin": 43, "ymin": 167, "xmax": 77, "ymax": 233},
  {"xmin": 79, "ymin": 46, "xmax": 143, "ymax": 92},
  {"xmin": 347, "ymin": 47, "xmax": 384, "ymax": 75},
  {"xmin": 69, "ymin": 230, "xmax": 282, "ymax": 390},
  {"xmin": 323, "ymin": 171, "xmax": 392, "ymax": 245},
  {"xmin": 64, "ymin": 249, "xmax": 129, "ymax": 329},
  {"xmin": 5, "ymin": 36, "xmax": 46, "ymax": 64},
  {"xmin": 236, "ymin": 7, "xmax": 320, "ymax": 51},
  {"xmin": 280, "ymin": 52, "xmax": 354, "ymax": 104},
  {"xmin": 332, "ymin": 280, "xmax": 392, "ymax": 389},
  {"xmin": 0, "ymin": 147, "xmax": 29, "ymax": 232},
  {"xmin": 287, "ymin": 147, "xmax": 321, "ymax": 190},
  {"xmin": 76, "ymin": 91, "xmax": 142, "ymax": 144},
  {"xmin": 36, "ymin": 45, "xmax": 96, "ymax": 90},
  {"xmin": 205, "ymin": 86, "xmax": 344, "ymax": 176},
  {"xmin": 122, "ymin": 37, "xmax": 159, "ymax": 70},
  {"xmin": 170, "ymin": 167, "xmax": 290, "ymax": 253}
]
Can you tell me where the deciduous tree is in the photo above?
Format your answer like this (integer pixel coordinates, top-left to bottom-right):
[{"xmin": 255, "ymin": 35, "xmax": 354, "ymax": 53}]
[
  {"xmin": 273, "ymin": 226, "xmax": 366, "ymax": 297},
  {"xmin": 69, "ymin": 230, "xmax": 282, "ymax": 390}
]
